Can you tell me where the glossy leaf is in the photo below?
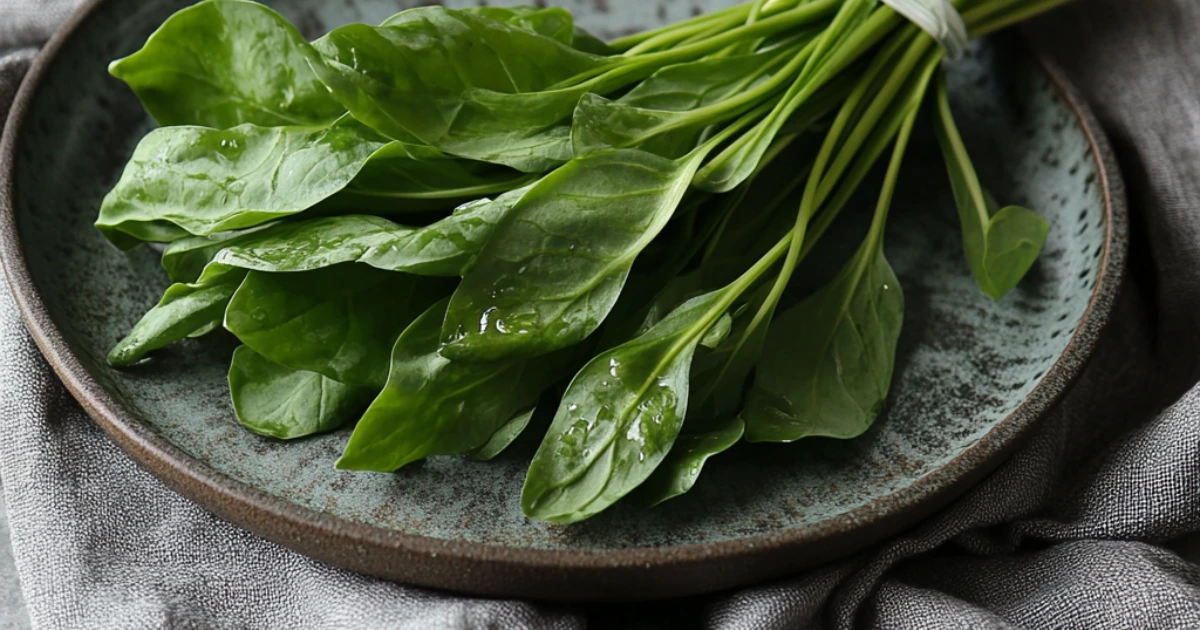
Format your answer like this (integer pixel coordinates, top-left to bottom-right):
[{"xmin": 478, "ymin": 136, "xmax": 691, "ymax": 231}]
[
  {"xmin": 109, "ymin": 0, "xmax": 343, "ymax": 128},
  {"xmin": 162, "ymin": 188, "xmax": 529, "ymax": 284},
  {"xmin": 636, "ymin": 416, "xmax": 744, "ymax": 507},
  {"xmin": 441, "ymin": 149, "xmax": 704, "ymax": 363},
  {"xmin": 333, "ymin": 142, "xmax": 534, "ymax": 212},
  {"xmin": 571, "ymin": 43, "xmax": 799, "ymax": 158},
  {"xmin": 522, "ymin": 291, "xmax": 728, "ymax": 524},
  {"xmin": 933, "ymin": 74, "xmax": 1049, "ymax": 300},
  {"xmin": 228, "ymin": 345, "xmax": 373, "ymax": 440},
  {"xmin": 96, "ymin": 116, "xmax": 390, "ymax": 245},
  {"xmin": 470, "ymin": 408, "xmax": 536, "ymax": 461},
  {"xmin": 742, "ymin": 238, "xmax": 904, "ymax": 443},
  {"xmin": 108, "ymin": 265, "xmax": 245, "ymax": 366},
  {"xmin": 225, "ymin": 265, "xmax": 449, "ymax": 388},
  {"xmin": 337, "ymin": 299, "xmax": 563, "ymax": 472},
  {"xmin": 160, "ymin": 224, "xmax": 276, "ymax": 283},
  {"xmin": 310, "ymin": 7, "xmax": 607, "ymax": 171},
  {"xmin": 693, "ymin": 72, "xmax": 856, "ymax": 192}
]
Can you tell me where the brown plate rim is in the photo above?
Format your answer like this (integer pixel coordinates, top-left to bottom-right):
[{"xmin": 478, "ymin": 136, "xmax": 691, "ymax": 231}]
[{"xmin": 0, "ymin": 0, "xmax": 1128, "ymax": 601}]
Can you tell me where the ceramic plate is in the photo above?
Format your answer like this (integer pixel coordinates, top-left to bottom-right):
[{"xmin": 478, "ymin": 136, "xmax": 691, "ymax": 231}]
[{"xmin": 0, "ymin": 0, "xmax": 1125, "ymax": 600}]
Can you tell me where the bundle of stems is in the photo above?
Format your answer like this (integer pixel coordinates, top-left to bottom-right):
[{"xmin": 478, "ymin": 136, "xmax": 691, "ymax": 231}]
[{"xmin": 101, "ymin": 0, "xmax": 1065, "ymax": 523}]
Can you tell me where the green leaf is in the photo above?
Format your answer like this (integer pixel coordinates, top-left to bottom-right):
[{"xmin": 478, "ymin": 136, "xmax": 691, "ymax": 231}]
[
  {"xmin": 470, "ymin": 408, "xmax": 536, "ymax": 461},
  {"xmin": 95, "ymin": 116, "xmax": 391, "ymax": 245},
  {"xmin": 932, "ymin": 74, "xmax": 1049, "ymax": 300},
  {"xmin": 440, "ymin": 148, "xmax": 704, "ymax": 363},
  {"xmin": 117, "ymin": 197, "xmax": 511, "ymax": 365},
  {"xmin": 356, "ymin": 185, "xmax": 535, "ymax": 276},
  {"xmin": 337, "ymin": 299, "xmax": 564, "ymax": 472},
  {"xmin": 693, "ymin": 72, "xmax": 855, "ymax": 192},
  {"xmin": 457, "ymin": 6, "xmax": 575, "ymax": 46},
  {"xmin": 228, "ymin": 345, "xmax": 373, "ymax": 440},
  {"xmin": 310, "ymin": 6, "xmax": 607, "ymax": 172},
  {"xmin": 161, "ymin": 187, "xmax": 530, "ymax": 284},
  {"xmin": 636, "ymin": 416, "xmax": 744, "ymax": 507},
  {"xmin": 225, "ymin": 265, "xmax": 449, "ymax": 389},
  {"xmin": 742, "ymin": 243, "xmax": 904, "ymax": 443},
  {"xmin": 332, "ymin": 142, "xmax": 534, "ymax": 212},
  {"xmin": 109, "ymin": 0, "xmax": 343, "ymax": 128},
  {"xmin": 522, "ymin": 290, "xmax": 728, "ymax": 524},
  {"xmin": 688, "ymin": 285, "xmax": 774, "ymax": 421},
  {"xmin": 570, "ymin": 43, "xmax": 800, "ymax": 159},
  {"xmin": 107, "ymin": 265, "xmax": 245, "ymax": 366},
  {"xmin": 160, "ymin": 224, "xmax": 276, "ymax": 283}
]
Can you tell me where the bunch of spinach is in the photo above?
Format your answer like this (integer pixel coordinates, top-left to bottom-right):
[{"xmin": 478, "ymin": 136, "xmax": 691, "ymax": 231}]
[{"xmin": 102, "ymin": 0, "xmax": 1067, "ymax": 523}]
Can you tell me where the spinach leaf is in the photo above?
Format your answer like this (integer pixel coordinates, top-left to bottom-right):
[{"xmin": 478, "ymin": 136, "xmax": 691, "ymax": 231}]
[
  {"xmin": 636, "ymin": 416, "xmax": 744, "ymax": 507},
  {"xmin": 337, "ymin": 299, "xmax": 562, "ymax": 472},
  {"xmin": 693, "ymin": 0, "xmax": 883, "ymax": 193},
  {"xmin": 108, "ymin": 265, "xmax": 245, "ymax": 366},
  {"xmin": 457, "ymin": 6, "xmax": 575, "ymax": 46},
  {"xmin": 741, "ymin": 97, "xmax": 919, "ymax": 443},
  {"xmin": 932, "ymin": 73, "xmax": 1048, "ymax": 301},
  {"xmin": 117, "ymin": 194, "xmax": 515, "ymax": 365},
  {"xmin": 161, "ymin": 186, "xmax": 530, "ymax": 285},
  {"xmin": 459, "ymin": 6, "xmax": 611, "ymax": 54},
  {"xmin": 469, "ymin": 408, "xmax": 536, "ymax": 462},
  {"xmin": 741, "ymin": 244, "xmax": 903, "ymax": 442},
  {"xmin": 310, "ymin": 7, "xmax": 608, "ymax": 172},
  {"xmin": 160, "ymin": 224, "xmax": 276, "ymax": 283},
  {"xmin": 522, "ymin": 290, "xmax": 732, "ymax": 524},
  {"xmin": 333, "ymin": 143, "xmax": 534, "ymax": 212},
  {"xmin": 96, "ymin": 115, "xmax": 391, "ymax": 246},
  {"xmin": 440, "ymin": 148, "xmax": 704, "ymax": 363},
  {"xmin": 228, "ymin": 345, "xmax": 373, "ymax": 440},
  {"xmin": 225, "ymin": 265, "xmax": 449, "ymax": 389},
  {"xmin": 109, "ymin": 0, "xmax": 343, "ymax": 128},
  {"xmin": 570, "ymin": 42, "xmax": 801, "ymax": 158}
]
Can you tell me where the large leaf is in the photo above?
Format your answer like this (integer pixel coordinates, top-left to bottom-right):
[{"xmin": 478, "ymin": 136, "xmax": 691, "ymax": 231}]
[
  {"xmin": 228, "ymin": 345, "xmax": 373, "ymax": 440},
  {"xmin": 522, "ymin": 291, "xmax": 729, "ymax": 524},
  {"xmin": 96, "ymin": 116, "xmax": 390, "ymax": 245},
  {"xmin": 336, "ymin": 299, "xmax": 562, "ymax": 472},
  {"xmin": 440, "ymin": 148, "xmax": 704, "ymax": 363},
  {"xmin": 742, "ymin": 243, "xmax": 904, "ymax": 442},
  {"xmin": 109, "ymin": 0, "xmax": 343, "ymax": 128},
  {"xmin": 932, "ymin": 74, "xmax": 1049, "ymax": 300},
  {"xmin": 225, "ymin": 265, "xmax": 449, "ymax": 389},
  {"xmin": 310, "ymin": 6, "xmax": 607, "ymax": 172}
]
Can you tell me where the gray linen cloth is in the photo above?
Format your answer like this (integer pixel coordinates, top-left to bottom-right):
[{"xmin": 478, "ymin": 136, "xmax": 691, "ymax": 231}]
[{"xmin": 2, "ymin": 0, "xmax": 1199, "ymax": 628}]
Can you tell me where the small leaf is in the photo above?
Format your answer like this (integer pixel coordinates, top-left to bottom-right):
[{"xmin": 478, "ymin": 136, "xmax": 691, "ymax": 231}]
[
  {"xmin": 441, "ymin": 149, "xmax": 704, "ymax": 363},
  {"xmin": 933, "ymin": 73, "xmax": 1049, "ymax": 300},
  {"xmin": 470, "ymin": 408, "xmax": 536, "ymax": 461},
  {"xmin": 522, "ymin": 291, "xmax": 728, "ymax": 524},
  {"xmin": 636, "ymin": 416, "xmax": 744, "ymax": 507},
  {"xmin": 108, "ymin": 265, "xmax": 245, "ymax": 366},
  {"xmin": 229, "ymin": 346, "xmax": 373, "ymax": 440},
  {"xmin": 336, "ymin": 299, "xmax": 564, "ymax": 472},
  {"xmin": 743, "ymin": 245, "xmax": 904, "ymax": 443},
  {"xmin": 109, "ymin": 0, "xmax": 344, "ymax": 128},
  {"xmin": 570, "ymin": 43, "xmax": 801, "ymax": 158}
]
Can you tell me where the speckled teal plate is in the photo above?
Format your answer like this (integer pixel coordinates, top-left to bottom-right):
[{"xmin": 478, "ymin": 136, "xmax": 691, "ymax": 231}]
[{"xmin": 0, "ymin": 0, "xmax": 1125, "ymax": 601}]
